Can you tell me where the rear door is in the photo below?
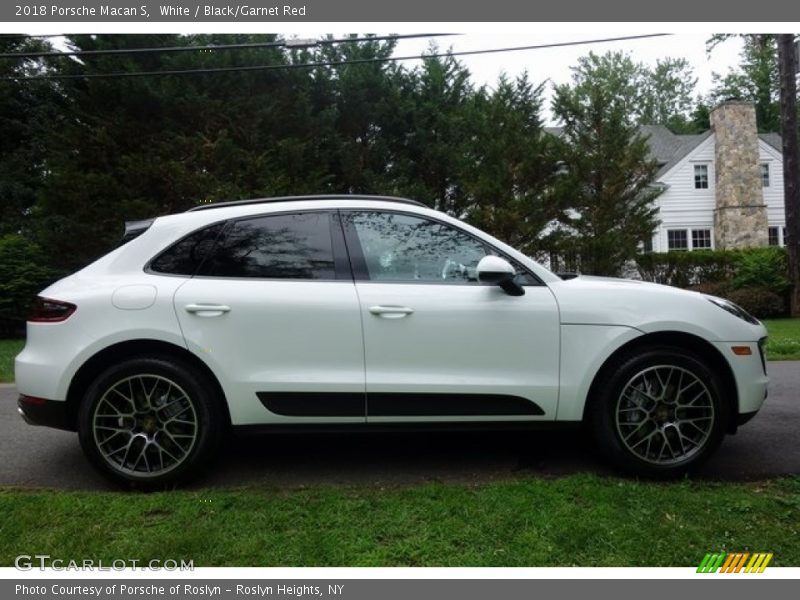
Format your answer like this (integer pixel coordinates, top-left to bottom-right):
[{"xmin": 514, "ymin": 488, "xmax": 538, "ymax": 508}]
[
  {"xmin": 341, "ymin": 210, "xmax": 561, "ymax": 422},
  {"xmin": 169, "ymin": 210, "xmax": 366, "ymax": 425}
]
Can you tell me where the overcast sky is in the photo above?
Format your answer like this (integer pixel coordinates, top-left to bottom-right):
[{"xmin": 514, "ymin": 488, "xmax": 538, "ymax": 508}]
[
  {"xmin": 45, "ymin": 29, "xmax": 746, "ymax": 126},
  {"xmin": 390, "ymin": 32, "xmax": 745, "ymax": 124}
]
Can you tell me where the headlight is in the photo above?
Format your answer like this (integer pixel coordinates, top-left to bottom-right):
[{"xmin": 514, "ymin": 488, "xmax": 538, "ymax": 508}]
[{"xmin": 704, "ymin": 295, "xmax": 760, "ymax": 325}]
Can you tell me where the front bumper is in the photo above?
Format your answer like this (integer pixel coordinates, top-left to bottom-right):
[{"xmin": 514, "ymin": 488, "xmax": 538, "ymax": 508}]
[
  {"xmin": 711, "ymin": 340, "xmax": 769, "ymax": 418},
  {"xmin": 17, "ymin": 395, "xmax": 74, "ymax": 431}
]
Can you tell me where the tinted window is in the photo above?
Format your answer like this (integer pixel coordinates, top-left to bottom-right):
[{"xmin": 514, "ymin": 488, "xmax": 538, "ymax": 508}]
[
  {"xmin": 202, "ymin": 212, "xmax": 335, "ymax": 279},
  {"xmin": 149, "ymin": 222, "xmax": 226, "ymax": 275}
]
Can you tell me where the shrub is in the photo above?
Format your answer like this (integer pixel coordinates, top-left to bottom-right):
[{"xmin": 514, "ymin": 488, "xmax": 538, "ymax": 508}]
[
  {"xmin": 636, "ymin": 250, "xmax": 737, "ymax": 287},
  {"xmin": 687, "ymin": 281, "xmax": 732, "ymax": 298},
  {"xmin": 0, "ymin": 234, "xmax": 58, "ymax": 322},
  {"xmin": 726, "ymin": 286, "xmax": 786, "ymax": 319},
  {"xmin": 732, "ymin": 247, "xmax": 791, "ymax": 294}
]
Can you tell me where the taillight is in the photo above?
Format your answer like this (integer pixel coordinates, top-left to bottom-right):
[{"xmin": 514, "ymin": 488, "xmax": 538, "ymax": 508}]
[{"xmin": 28, "ymin": 297, "xmax": 76, "ymax": 323}]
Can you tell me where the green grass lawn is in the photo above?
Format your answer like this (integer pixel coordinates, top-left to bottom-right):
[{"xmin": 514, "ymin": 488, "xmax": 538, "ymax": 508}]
[
  {"xmin": 1, "ymin": 475, "xmax": 798, "ymax": 567},
  {"xmin": 762, "ymin": 318, "xmax": 800, "ymax": 361},
  {"xmin": 0, "ymin": 338, "xmax": 23, "ymax": 383}
]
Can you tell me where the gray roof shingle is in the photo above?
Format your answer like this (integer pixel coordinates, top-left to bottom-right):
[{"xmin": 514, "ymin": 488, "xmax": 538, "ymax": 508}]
[{"xmin": 544, "ymin": 125, "xmax": 783, "ymax": 178}]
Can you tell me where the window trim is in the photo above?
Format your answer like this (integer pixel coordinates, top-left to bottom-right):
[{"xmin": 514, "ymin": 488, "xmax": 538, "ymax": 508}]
[
  {"xmin": 690, "ymin": 228, "xmax": 712, "ymax": 250},
  {"xmin": 145, "ymin": 209, "xmax": 352, "ymax": 282},
  {"xmin": 338, "ymin": 208, "xmax": 544, "ymax": 287},
  {"xmin": 761, "ymin": 163, "xmax": 771, "ymax": 188},
  {"xmin": 768, "ymin": 226, "xmax": 780, "ymax": 247},
  {"xmin": 667, "ymin": 229, "xmax": 689, "ymax": 252},
  {"xmin": 693, "ymin": 163, "xmax": 710, "ymax": 190}
]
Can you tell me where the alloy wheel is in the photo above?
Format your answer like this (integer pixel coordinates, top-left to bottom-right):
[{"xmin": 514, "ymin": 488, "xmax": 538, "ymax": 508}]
[
  {"xmin": 92, "ymin": 374, "xmax": 199, "ymax": 477},
  {"xmin": 614, "ymin": 365, "xmax": 715, "ymax": 466}
]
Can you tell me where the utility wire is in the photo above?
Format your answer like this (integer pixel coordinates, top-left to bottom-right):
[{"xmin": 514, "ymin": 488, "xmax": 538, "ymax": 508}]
[
  {"xmin": 0, "ymin": 33, "xmax": 455, "ymax": 60},
  {"xmin": 4, "ymin": 33, "xmax": 671, "ymax": 82},
  {"xmin": 0, "ymin": 33, "xmax": 71, "ymax": 39}
]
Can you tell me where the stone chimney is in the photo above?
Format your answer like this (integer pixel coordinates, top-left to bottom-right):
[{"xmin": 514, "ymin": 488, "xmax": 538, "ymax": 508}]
[{"xmin": 710, "ymin": 101, "xmax": 768, "ymax": 249}]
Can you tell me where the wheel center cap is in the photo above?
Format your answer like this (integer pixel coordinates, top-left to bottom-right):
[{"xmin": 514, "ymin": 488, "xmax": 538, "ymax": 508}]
[
  {"xmin": 655, "ymin": 404, "xmax": 672, "ymax": 423},
  {"xmin": 142, "ymin": 414, "xmax": 158, "ymax": 434}
]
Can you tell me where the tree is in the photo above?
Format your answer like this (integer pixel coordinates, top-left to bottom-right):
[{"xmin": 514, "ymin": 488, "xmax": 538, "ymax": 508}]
[
  {"xmin": 708, "ymin": 34, "xmax": 781, "ymax": 132},
  {"xmin": 551, "ymin": 54, "xmax": 662, "ymax": 276},
  {"xmin": 461, "ymin": 74, "xmax": 566, "ymax": 254},
  {"xmin": 555, "ymin": 51, "xmax": 698, "ymax": 133},
  {"xmin": 0, "ymin": 36, "xmax": 60, "ymax": 237},
  {"xmin": 0, "ymin": 234, "xmax": 57, "ymax": 323},
  {"xmin": 383, "ymin": 49, "xmax": 476, "ymax": 215},
  {"xmin": 777, "ymin": 35, "xmax": 799, "ymax": 316}
]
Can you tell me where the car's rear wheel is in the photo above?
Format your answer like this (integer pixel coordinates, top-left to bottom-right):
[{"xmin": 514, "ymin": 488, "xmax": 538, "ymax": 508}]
[
  {"xmin": 78, "ymin": 357, "xmax": 224, "ymax": 489},
  {"xmin": 590, "ymin": 346, "xmax": 729, "ymax": 477}
]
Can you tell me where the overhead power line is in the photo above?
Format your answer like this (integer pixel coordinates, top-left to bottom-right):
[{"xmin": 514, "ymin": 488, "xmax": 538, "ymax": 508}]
[
  {"xmin": 0, "ymin": 33, "xmax": 455, "ymax": 60},
  {"xmin": 0, "ymin": 33, "xmax": 71, "ymax": 39},
  {"xmin": 4, "ymin": 33, "xmax": 671, "ymax": 82}
]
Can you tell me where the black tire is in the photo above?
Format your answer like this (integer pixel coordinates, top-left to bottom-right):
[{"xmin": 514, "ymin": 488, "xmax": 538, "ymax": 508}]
[
  {"xmin": 589, "ymin": 346, "xmax": 729, "ymax": 478},
  {"xmin": 78, "ymin": 356, "xmax": 225, "ymax": 490}
]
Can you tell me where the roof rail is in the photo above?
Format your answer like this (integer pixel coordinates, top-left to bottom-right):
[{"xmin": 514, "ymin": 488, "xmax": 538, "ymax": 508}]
[{"xmin": 186, "ymin": 194, "xmax": 427, "ymax": 212}]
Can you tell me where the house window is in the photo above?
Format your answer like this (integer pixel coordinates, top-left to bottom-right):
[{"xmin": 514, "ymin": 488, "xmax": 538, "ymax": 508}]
[
  {"xmin": 768, "ymin": 226, "xmax": 780, "ymax": 247},
  {"xmin": 667, "ymin": 229, "xmax": 688, "ymax": 251},
  {"xmin": 761, "ymin": 163, "xmax": 770, "ymax": 187},
  {"xmin": 691, "ymin": 229, "xmax": 712, "ymax": 249},
  {"xmin": 642, "ymin": 238, "xmax": 653, "ymax": 253},
  {"xmin": 694, "ymin": 164, "xmax": 709, "ymax": 189}
]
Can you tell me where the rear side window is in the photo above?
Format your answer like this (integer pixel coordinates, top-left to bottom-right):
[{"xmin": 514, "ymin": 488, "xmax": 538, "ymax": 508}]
[
  {"xmin": 201, "ymin": 212, "xmax": 336, "ymax": 280},
  {"xmin": 149, "ymin": 222, "xmax": 226, "ymax": 276}
]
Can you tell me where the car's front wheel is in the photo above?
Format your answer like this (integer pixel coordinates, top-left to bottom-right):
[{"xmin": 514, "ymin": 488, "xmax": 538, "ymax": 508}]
[
  {"xmin": 590, "ymin": 346, "xmax": 729, "ymax": 477},
  {"xmin": 78, "ymin": 356, "xmax": 224, "ymax": 489}
]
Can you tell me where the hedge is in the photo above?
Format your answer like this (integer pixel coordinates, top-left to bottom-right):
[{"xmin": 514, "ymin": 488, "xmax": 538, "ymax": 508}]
[{"xmin": 635, "ymin": 247, "xmax": 790, "ymax": 318}]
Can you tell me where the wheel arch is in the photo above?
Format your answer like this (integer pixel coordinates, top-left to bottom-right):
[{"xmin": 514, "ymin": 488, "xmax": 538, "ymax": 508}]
[
  {"xmin": 582, "ymin": 331, "xmax": 740, "ymax": 433},
  {"xmin": 65, "ymin": 339, "xmax": 231, "ymax": 431}
]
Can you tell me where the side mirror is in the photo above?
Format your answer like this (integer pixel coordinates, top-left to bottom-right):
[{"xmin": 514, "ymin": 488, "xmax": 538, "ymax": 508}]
[{"xmin": 477, "ymin": 256, "xmax": 525, "ymax": 296}]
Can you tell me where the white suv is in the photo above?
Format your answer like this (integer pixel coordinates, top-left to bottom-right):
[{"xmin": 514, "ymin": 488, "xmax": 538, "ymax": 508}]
[{"xmin": 15, "ymin": 195, "xmax": 769, "ymax": 487}]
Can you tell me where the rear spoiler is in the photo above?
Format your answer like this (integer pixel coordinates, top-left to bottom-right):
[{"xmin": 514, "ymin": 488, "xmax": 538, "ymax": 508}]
[{"xmin": 122, "ymin": 218, "xmax": 155, "ymax": 243}]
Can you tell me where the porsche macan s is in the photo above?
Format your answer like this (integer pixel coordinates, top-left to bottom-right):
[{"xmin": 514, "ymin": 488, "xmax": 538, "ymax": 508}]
[{"xmin": 15, "ymin": 195, "xmax": 769, "ymax": 487}]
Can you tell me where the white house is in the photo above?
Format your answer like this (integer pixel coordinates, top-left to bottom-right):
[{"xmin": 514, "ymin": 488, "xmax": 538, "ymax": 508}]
[{"xmin": 644, "ymin": 101, "xmax": 785, "ymax": 253}]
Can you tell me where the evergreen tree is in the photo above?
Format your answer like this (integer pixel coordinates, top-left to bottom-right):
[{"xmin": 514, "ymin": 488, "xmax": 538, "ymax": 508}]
[
  {"xmin": 552, "ymin": 55, "xmax": 662, "ymax": 276},
  {"xmin": 0, "ymin": 36, "xmax": 60, "ymax": 237},
  {"xmin": 462, "ymin": 74, "xmax": 566, "ymax": 254},
  {"xmin": 708, "ymin": 34, "xmax": 780, "ymax": 132}
]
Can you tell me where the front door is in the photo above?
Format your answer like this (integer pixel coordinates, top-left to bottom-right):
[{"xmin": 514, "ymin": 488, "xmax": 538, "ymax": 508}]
[{"xmin": 341, "ymin": 210, "xmax": 561, "ymax": 422}]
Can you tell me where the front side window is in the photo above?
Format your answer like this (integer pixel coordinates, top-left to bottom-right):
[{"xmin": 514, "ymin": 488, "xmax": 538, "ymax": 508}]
[
  {"xmin": 694, "ymin": 164, "xmax": 709, "ymax": 189},
  {"xmin": 348, "ymin": 212, "xmax": 487, "ymax": 283},
  {"xmin": 667, "ymin": 229, "xmax": 688, "ymax": 251},
  {"xmin": 346, "ymin": 211, "xmax": 535, "ymax": 285},
  {"xmin": 201, "ymin": 212, "xmax": 335, "ymax": 279}
]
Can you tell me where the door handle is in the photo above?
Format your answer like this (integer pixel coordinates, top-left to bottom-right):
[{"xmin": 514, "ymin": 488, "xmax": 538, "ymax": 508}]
[
  {"xmin": 369, "ymin": 305, "xmax": 414, "ymax": 318},
  {"xmin": 184, "ymin": 303, "xmax": 231, "ymax": 317}
]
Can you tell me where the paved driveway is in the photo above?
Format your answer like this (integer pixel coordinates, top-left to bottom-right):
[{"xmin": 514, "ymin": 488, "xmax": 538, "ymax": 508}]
[{"xmin": 1, "ymin": 362, "xmax": 798, "ymax": 490}]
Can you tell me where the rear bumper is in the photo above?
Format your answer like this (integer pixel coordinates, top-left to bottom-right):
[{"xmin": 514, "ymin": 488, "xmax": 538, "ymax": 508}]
[{"xmin": 17, "ymin": 395, "xmax": 74, "ymax": 431}]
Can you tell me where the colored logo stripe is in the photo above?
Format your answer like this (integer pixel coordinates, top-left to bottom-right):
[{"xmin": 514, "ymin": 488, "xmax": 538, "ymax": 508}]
[{"xmin": 697, "ymin": 553, "xmax": 772, "ymax": 573}]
